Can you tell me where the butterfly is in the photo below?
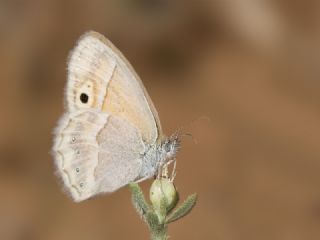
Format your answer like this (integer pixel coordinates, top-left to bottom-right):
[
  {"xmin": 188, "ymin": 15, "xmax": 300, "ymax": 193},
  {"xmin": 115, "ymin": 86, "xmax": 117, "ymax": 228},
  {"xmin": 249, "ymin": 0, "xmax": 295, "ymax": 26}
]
[{"xmin": 52, "ymin": 31, "xmax": 180, "ymax": 202}]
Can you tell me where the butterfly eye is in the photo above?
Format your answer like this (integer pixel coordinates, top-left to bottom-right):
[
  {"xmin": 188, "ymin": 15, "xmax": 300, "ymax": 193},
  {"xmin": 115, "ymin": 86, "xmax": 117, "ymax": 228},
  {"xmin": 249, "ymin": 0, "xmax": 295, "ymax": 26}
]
[
  {"xmin": 80, "ymin": 93, "xmax": 89, "ymax": 103},
  {"xmin": 165, "ymin": 143, "xmax": 171, "ymax": 152}
]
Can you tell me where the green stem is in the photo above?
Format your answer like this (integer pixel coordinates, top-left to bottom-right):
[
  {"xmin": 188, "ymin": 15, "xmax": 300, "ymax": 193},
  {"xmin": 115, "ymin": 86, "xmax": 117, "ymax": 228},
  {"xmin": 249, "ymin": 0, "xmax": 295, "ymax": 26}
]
[
  {"xmin": 145, "ymin": 209, "xmax": 168, "ymax": 240},
  {"xmin": 150, "ymin": 224, "xmax": 168, "ymax": 240}
]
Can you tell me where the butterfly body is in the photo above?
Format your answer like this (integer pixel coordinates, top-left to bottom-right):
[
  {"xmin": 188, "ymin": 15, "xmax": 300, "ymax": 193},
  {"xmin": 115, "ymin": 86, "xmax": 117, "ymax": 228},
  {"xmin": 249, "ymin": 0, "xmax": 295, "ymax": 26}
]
[
  {"xmin": 138, "ymin": 134, "xmax": 180, "ymax": 180},
  {"xmin": 52, "ymin": 31, "xmax": 179, "ymax": 202}
]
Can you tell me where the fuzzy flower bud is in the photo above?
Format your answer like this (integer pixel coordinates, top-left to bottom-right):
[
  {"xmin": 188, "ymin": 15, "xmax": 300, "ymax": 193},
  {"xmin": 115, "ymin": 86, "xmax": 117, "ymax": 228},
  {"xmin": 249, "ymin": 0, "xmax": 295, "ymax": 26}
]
[{"xmin": 150, "ymin": 178, "xmax": 178, "ymax": 217}]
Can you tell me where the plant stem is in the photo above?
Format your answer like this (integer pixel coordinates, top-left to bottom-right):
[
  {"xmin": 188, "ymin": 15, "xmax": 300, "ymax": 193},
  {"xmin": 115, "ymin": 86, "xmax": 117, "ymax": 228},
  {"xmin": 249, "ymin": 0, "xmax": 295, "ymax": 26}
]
[{"xmin": 150, "ymin": 224, "xmax": 168, "ymax": 240}]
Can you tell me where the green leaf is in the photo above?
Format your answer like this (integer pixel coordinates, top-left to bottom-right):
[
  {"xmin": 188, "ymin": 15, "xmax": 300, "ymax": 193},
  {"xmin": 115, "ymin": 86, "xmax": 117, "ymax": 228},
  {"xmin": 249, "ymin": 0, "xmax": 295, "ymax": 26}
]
[
  {"xmin": 128, "ymin": 182, "xmax": 150, "ymax": 220},
  {"xmin": 165, "ymin": 193, "xmax": 197, "ymax": 224}
]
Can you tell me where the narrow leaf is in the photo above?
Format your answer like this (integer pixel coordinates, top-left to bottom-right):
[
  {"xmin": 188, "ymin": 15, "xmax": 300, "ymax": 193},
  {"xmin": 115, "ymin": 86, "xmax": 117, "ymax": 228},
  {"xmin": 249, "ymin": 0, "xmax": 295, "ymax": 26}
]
[
  {"xmin": 128, "ymin": 182, "xmax": 150, "ymax": 219},
  {"xmin": 165, "ymin": 193, "xmax": 197, "ymax": 224}
]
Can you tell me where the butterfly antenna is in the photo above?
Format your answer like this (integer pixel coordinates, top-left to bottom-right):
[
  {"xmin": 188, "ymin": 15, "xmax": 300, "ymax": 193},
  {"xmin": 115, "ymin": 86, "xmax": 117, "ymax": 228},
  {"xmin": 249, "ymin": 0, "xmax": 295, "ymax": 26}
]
[
  {"xmin": 180, "ymin": 132, "xmax": 198, "ymax": 144},
  {"xmin": 175, "ymin": 115, "xmax": 211, "ymax": 144}
]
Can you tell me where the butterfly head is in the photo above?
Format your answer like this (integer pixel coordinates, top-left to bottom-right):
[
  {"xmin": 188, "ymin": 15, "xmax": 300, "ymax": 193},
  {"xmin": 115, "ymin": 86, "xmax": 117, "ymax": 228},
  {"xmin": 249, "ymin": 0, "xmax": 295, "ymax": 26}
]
[{"xmin": 162, "ymin": 133, "xmax": 181, "ymax": 160}]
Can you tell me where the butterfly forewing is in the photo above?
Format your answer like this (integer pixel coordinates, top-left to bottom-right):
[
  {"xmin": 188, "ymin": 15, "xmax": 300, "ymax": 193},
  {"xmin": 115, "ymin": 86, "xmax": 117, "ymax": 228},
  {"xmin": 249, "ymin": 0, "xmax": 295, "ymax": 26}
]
[{"xmin": 67, "ymin": 34, "xmax": 116, "ymax": 111}]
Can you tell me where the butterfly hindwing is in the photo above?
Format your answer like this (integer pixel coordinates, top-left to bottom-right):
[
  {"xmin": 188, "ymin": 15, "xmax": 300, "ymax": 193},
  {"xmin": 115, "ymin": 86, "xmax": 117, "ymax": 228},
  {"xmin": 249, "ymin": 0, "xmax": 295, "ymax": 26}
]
[
  {"xmin": 95, "ymin": 115, "xmax": 145, "ymax": 193},
  {"xmin": 53, "ymin": 110, "xmax": 108, "ymax": 201}
]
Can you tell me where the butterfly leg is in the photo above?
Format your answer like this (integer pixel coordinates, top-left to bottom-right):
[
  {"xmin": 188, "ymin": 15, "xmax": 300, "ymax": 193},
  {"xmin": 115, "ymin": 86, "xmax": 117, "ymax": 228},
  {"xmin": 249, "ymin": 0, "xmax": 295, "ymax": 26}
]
[
  {"xmin": 164, "ymin": 158, "xmax": 176, "ymax": 182},
  {"xmin": 158, "ymin": 160, "xmax": 170, "ymax": 179},
  {"xmin": 170, "ymin": 159, "xmax": 177, "ymax": 182},
  {"xmin": 159, "ymin": 158, "xmax": 177, "ymax": 181}
]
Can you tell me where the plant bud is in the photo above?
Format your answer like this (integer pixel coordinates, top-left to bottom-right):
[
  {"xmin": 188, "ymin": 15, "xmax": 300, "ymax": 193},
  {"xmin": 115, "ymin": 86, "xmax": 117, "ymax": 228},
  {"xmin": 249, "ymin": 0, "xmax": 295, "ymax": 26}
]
[{"xmin": 150, "ymin": 178, "xmax": 178, "ymax": 214}]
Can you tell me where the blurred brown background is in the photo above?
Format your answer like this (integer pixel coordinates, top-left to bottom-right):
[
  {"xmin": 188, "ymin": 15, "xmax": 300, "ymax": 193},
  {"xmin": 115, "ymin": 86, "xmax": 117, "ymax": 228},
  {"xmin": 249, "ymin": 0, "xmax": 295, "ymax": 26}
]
[{"xmin": 1, "ymin": 0, "xmax": 320, "ymax": 239}]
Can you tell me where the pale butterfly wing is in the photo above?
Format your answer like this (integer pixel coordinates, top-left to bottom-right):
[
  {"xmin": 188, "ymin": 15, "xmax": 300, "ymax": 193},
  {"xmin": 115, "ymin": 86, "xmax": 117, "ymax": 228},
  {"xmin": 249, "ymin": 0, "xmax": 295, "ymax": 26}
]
[
  {"xmin": 95, "ymin": 115, "xmax": 145, "ymax": 192},
  {"xmin": 66, "ymin": 31, "xmax": 162, "ymax": 143},
  {"xmin": 53, "ymin": 31, "xmax": 162, "ymax": 201},
  {"xmin": 53, "ymin": 110, "xmax": 145, "ymax": 201},
  {"xmin": 53, "ymin": 110, "xmax": 109, "ymax": 201}
]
